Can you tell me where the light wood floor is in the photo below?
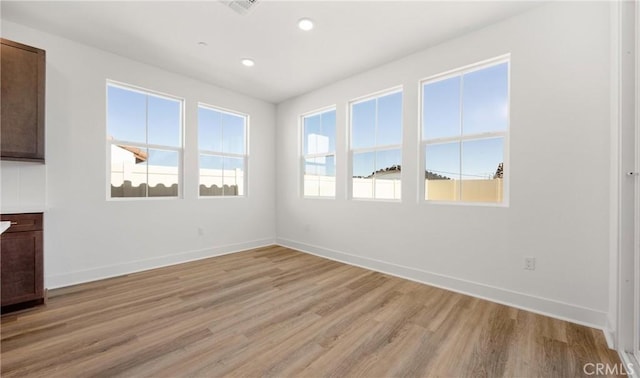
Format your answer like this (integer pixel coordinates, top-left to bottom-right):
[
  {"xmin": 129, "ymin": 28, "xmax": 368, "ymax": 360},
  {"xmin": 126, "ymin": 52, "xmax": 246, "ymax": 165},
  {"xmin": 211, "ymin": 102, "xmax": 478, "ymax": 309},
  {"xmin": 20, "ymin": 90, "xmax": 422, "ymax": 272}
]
[{"xmin": 1, "ymin": 245, "xmax": 622, "ymax": 377}]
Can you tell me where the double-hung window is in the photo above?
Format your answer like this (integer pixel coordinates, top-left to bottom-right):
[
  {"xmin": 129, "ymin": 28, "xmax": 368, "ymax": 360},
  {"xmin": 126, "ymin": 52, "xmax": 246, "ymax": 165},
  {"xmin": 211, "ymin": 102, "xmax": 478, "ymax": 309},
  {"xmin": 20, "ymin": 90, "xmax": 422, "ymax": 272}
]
[
  {"xmin": 107, "ymin": 82, "xmax": 183, "ymax": 198},
  {"xmin": 302, "ymin": 108, "xmax": 336, "ymax": 197},
  {"xmin": 350, "ymin": 89, "xmax": 403, "ymax": 200},
  {"xmin": 198, "ymin": 105, "xmax": 248, "ymax": 197},
  {"xmin": 422, "ymin": 58, "xmax": 509, "ymax": 204}
]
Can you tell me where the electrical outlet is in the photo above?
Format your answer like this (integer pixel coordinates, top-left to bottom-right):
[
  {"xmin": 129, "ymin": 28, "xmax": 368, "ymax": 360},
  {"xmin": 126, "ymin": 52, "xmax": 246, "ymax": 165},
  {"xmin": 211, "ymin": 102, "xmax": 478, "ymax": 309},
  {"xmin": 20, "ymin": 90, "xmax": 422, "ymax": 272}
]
[{"xmin": 524, "ymin": 257, "xmax": 536, "ymax": 271}]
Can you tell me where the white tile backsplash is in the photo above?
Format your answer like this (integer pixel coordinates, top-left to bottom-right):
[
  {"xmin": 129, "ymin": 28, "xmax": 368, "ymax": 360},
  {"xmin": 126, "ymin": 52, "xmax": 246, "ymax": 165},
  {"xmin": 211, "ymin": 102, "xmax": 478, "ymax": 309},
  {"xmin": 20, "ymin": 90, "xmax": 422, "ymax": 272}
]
[{"xmin": 0, "ymin": 161, "xmax": 46, "ymax": 213}]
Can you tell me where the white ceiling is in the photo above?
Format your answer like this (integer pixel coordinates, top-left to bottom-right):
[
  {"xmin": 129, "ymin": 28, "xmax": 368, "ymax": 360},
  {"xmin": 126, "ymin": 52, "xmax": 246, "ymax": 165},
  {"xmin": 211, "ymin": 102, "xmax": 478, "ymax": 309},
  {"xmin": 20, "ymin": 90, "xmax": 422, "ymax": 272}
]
[{"xmin": 1, "ymin": 1, "xmax": 541, "ymax": 103}]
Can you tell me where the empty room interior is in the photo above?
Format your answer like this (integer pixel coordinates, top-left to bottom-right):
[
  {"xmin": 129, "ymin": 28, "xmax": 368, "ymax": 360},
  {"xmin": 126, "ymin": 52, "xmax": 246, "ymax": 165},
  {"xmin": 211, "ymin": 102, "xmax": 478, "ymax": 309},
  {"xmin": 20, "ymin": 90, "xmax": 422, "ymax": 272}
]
[{"xmin": 0, "ymin": 0, "xmax": 638, "ymax": 377}]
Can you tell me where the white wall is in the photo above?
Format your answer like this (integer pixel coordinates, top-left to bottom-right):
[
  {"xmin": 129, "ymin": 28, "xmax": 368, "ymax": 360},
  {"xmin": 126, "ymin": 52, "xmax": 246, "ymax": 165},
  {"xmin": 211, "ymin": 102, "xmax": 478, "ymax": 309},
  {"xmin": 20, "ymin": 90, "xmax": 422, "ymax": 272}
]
[
  {"xmin": 0, "ymin": 20, "xmax": 276, "ymax": 288},
  {"xmin": 276, "ymin": 2, "xmax": 612, "ymax": 328}
]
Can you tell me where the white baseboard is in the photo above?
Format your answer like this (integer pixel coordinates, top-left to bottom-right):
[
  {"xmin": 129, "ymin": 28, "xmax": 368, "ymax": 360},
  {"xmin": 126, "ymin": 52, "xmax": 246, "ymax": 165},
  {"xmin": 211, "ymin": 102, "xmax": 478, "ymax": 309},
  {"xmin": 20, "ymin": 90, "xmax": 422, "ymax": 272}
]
[
  {"xmin": 46, "ymin": 237, "xmax": 611, "ymax": 337},
  {"xmin": 604, "ymin": 315, "xmax": 617, "ymax": 349},
  {"xmin": 277, "ymin": 237, "xmax": 609, "ymax": 332},
  {"xmin": 619, "ymin": 351, "xmax": 639, "ymax": 378},
  {"xmin": 45, "ymin": 238, "xmax": 276, "ymax": 289}
]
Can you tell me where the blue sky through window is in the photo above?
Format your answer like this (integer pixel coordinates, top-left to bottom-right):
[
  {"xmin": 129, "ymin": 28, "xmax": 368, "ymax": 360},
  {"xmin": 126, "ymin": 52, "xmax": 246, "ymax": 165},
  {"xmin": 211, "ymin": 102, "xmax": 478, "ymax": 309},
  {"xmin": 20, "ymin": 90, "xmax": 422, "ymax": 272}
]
[
  {"xmin": 148, "ymin": 149, "xmax": 178, "ymax": 168},
  {"xmin": 200, "ymin": 155, "xmax": 223, "ymax": 171},
  {"xmin": 423, "ymin": 76, "xmax": 460, "ymax": 139},
  {"xmin": 222, "ymin": 114, "xmax": 245, "ymax": 155},
  {"xmin": 321, "ymin": 111, "xmax": 336, "ymax": 152},
  {"xmin": 107, "ymin": 84, "xmax": 182, "ymax": 168},
  {"xmin": 107, "ymin": 85, "xmax": 146, "ymax": 143},
  {"xmin": 303, "ymin": 107, "xmax": 336, "ymax": 194},
  {"xmin": 351, "ymin": 99, "xmax": 376, "ymax": 149},
  {"xmin": 304, "ymin": 109, "xmax": 336, "ymax": 156},
  {"xmin": 377, "ymin": 92, "xmax": 402, "ymax": 146},
  {"xmin": 351, "ymin": 91, "xmax": 403, "ymax": 178},
  {"xmin": 148, "ymin": 96, "xmax": 181, "ymax": 147},
  {"xmin": 198, "ymin": 106, "xmax": 247, "ymax": 171},
  {"xmin": 462, "ymin": 137, "xmax": 504, "ymax": 179},
  {"xmin": 305, "ymin": 155, "xmax": 336, "ymax": 177},
  {"xmin": 463, "ymin": 63, "xmax": 508, "ymax": 134},
  {"xmin": 303, "ymin": 114, "xmax": 321, "ymax": 155},
  {"xmin": 198, "ymin": 107, "xmax": 223, "ymax": 152},
  {"xmin": 425, "ymin": 142, "xmax": 460, "ymax": 180},
  {"xmin": 353, "ymin": 152, "xmax": 375, "ymax": 177},
  {"xmin": 423, "ymin": 61, "xmax": 508, "ymax": 181}
]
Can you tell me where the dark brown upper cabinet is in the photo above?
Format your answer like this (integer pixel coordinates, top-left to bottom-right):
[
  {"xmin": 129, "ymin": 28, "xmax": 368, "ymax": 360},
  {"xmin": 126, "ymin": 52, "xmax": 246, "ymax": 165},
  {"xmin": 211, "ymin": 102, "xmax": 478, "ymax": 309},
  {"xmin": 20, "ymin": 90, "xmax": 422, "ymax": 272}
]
[{"xmin": 1, "ymin": 38, "xmax": 45, "ymax": 163}]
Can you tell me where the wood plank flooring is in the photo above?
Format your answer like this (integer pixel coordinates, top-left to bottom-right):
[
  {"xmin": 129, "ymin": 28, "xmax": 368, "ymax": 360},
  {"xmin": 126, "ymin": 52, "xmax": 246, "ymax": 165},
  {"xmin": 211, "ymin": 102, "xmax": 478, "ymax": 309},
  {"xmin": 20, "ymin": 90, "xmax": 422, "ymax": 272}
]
[{"xmin": 0, "ymin": 245, "xmax": 623, "ymax": 377}]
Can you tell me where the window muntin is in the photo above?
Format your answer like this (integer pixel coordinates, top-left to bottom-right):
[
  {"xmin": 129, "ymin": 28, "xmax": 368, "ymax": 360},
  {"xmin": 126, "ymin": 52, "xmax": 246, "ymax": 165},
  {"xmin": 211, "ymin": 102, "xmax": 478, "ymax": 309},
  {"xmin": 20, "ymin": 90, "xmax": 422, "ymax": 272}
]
[
  {"xmin": 198, "ymin": 105, "xmax": 247, "ymax": 197},
  {"xmin": 107, "ymin": 82, "xmax": 183, "ymax": 199},
  {"xmin": 350, "ymin": 89, "xmax": 403, "ymax": 200},
  {"xmin": 302, "ymin": 108, "xmax": 336, "ymax": 197},
  {"xmin": 422, "ymin": 59, "xmax": 508, "ymax": 204}
]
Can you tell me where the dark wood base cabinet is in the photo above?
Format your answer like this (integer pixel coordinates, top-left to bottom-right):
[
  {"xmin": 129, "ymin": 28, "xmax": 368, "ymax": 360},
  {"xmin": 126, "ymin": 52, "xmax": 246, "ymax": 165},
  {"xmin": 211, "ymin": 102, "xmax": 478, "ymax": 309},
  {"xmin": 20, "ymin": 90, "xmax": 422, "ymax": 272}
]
[{"xmin": 1, "ymin": 213, "xmax": 44, "ymax": 313}]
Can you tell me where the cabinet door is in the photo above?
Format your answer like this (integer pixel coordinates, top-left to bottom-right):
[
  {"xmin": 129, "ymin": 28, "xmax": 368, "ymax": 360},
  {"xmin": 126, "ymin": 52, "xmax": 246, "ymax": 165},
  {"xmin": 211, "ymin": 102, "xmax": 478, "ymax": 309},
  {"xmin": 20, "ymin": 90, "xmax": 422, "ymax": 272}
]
[
  {"xmin": 0, "ymin": 39, "xmax": 45, "ymax": 162},
  {"xmin": 1, "ymin": 231, "xmax": 44, "ymax": 306}
]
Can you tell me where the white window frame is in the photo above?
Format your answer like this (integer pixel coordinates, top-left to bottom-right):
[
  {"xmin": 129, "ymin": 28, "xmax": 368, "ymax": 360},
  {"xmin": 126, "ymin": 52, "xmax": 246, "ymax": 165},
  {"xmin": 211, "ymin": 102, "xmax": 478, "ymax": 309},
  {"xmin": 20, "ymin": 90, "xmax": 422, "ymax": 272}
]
[
  {"xmin": 105, "ymin": 80, "xmax": 184, "ymax": 201},
  {"xmin": 348, "ymin": 86, "xmax": 403, "ymax": 201},
  {"xmin": 300, "ymin": 105, "xmax": 337, "ymax": 199},
  {"xmin": 419, "ymin": 56, "xmax": 510, "ymax": 207},
  {"xmin": 197, "ymin": 103, "xmax": 249, "ymax": 198}
]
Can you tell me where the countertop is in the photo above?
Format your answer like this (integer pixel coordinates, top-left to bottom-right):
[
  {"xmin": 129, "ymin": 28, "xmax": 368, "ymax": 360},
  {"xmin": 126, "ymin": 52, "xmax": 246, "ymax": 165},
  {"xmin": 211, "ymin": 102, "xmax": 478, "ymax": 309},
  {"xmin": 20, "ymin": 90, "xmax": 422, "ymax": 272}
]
[
  {"xmin": 0, "ymin": 221, "xmax": 10, "ymax": 235},
  {"xmin": 1, "ymin": 206, "xmax": 46, "ymax": 215}
]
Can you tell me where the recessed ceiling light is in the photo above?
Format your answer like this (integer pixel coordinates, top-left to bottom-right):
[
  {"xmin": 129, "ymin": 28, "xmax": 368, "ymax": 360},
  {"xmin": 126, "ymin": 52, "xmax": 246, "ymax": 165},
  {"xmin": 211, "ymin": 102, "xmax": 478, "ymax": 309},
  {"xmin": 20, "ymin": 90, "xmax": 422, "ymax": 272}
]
[
  {"xmin": 241, "ymin": 58, "xmax": 255, "ymax": 67},
  {"xmin": 197, "ymin": 41, "xmax": 208, "ymax": 47},
  {"xmin": 298, "ymin": 18, "xmax": 314, "ymax": 31}
]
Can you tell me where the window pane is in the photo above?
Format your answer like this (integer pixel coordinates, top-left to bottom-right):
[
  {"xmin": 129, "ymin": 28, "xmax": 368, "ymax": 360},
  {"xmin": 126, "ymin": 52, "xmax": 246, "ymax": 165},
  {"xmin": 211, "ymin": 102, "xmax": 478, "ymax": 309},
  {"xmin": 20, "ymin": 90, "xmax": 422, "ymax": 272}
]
[
  {"xmin": 302, "ymin": 109, "xmax": 336, "ymax": 198},
  {"xmin": 423, "ymin": 76, "xmax": 460, "ymax": 140},
  {"xmin": 351, "ymin": 99, "xmax": 376, "ymax": 149},
  {"xmin": 200, "ymin": 154, "xmax": 224, "ymax": 170},
  {"xmin": 353, "ymin": 151, "xmax": 375, "ymax": 199},
  {"xmin": 110, "ymin": 144, "xmax": 148, "ymax": 198},
  {"xmin": 198, "ymin": 107, "xmax": 247, "ymax": 197},
  {"xmin": 147, "ymin": 149, "xmax": 179, "ymax": 197},
  {"xmin": 315, "ymin": 155, "xmax": 335, "ymax": 177},
  {"xmin": 304, "ymin": 157, "xmax": 319, "ymax": 197},
  {"xmin": 148, "ymin": 95, "xmax": 181, "ymax": 147},
  {"xmin": 107, "ymin": 85, "xmax": 146, "ymax": 144},
  {"xmin": 305, "ymin": 156, "xmax": 336, "ymax": 178},
  {"xmin": 222, "ymin": 113, "xmax": 246, "ymax": 155},
  {"xmin": 304, "ymin": 157, "xmax": 318, "ymax": 176},
  {"xmin": 425, "ymin": 142, "xmax": 460, "ymax": 201},
  {"xmin": 462, "ymin": 62, "xmax": 508, "ymax": 134},
  {"xmin": 461, "ymin": 137, "xmax": 504, "ymax": 203},
  {"xmin": 374, "ymin": 148, "xmax": 401, "ymax": 173},
  {"xmin": 321, "ymin": 110, "xmax": 336, "ymax": 153},
  {"xmin": 304, "ymin": 114, "xmax": 322, "ymax": 155},
  {"xmin": 305, "ymin": 110, "xmax": 335, "ymax": 156},
  {"xmin": 374, "ymin": 148, "xmax": 401, "ymax": 200},
  {"xmin": 304, "ymin": 182, "xmax": 320, "ymax": 197},
  {"xmin": 223, "ymin": 157, "xmax": 244, "ymax": 196},
  {"xmin": 198, "ymin": 107, "xmax": 223, "ymax": 152},
  {"xmin": 318, "ymin": 155, "xmax": 336, "ymax": 197},
  {"xmin": 377, "ymin": 92, "xmax": 402, "ymax": 146},
  {"xmin": 200, "ymin": 154, "xmax": 223, "ymax": 196},
  {"xmin": 304, "ymin": 155, "xmax": 335, "ymax": 197},
  {"xmin": 353, "ymin": 151, "xmax": 375, "ymax": 178}
]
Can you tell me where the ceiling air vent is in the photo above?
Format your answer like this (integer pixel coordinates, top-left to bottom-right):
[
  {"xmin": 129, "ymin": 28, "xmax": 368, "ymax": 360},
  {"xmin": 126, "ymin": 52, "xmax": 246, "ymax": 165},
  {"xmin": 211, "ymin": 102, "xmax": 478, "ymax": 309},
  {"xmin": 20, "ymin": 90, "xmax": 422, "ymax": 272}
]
[{"xmin": 222, "ymin": 0, "xmax": 259, "ymax": 15}]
